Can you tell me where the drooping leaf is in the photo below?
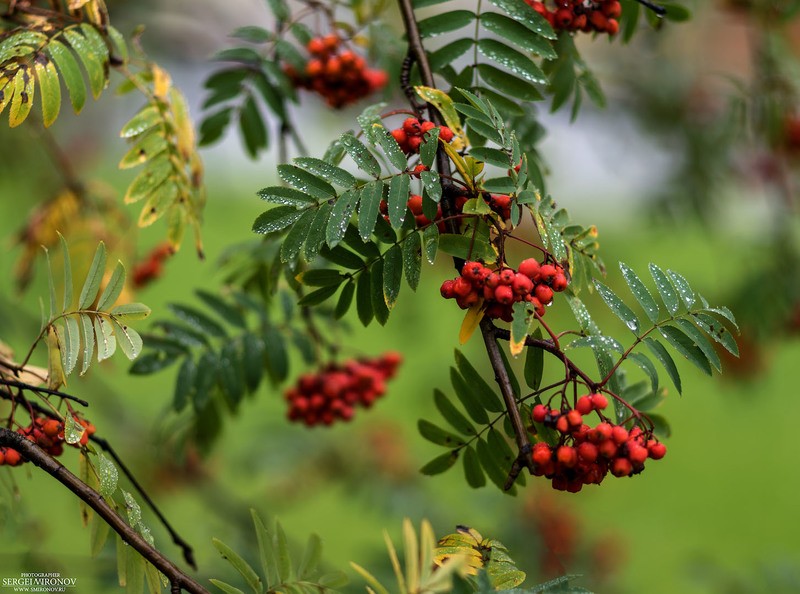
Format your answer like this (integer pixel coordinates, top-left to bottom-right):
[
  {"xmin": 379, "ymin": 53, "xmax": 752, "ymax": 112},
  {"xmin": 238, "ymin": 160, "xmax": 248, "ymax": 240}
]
[
  {"xmin": 463, "ymin": 445, "xmax": 486, "ymax": 488},
  {"xmin": 450, "ymin": 367, "xmax": 490, "ymax": 424},
  {"xmin": 278, "ymin": 164, "xmax": 336, "ymax": 200},
  {"xmin": 79, "ymin": 313, "xmax": 95, "ymax": 375},
  {"xmin": 477, "ymin": 39, "xmax": 547, "ymax": 85},
  {"xmin": 523, "ymin": 327, "xmax": 544, "ymax": 390},
  {"xmin": 212, "ymin": 538, "xmax": 263, "ymax": 594},
  {"xmin": 418, "ymin": 419, "xmax": 466, "ymax": 447},
  {"xmin": 434, "ymin": 388, "xmax": 476, "ymax": 436},
  {"xmin": 63, "ymin": 315, "xmax": 80, "ymax": 375},
  {"xmin": 326, "ymin": 189, "xmax": 359, "ymax": 248},
  {"xmin": 417, "ymin": 11, "xmax": 477, "ymax": 38},
  {"xmin": 403, "ymin": 231, "xmax": 422, "ymax": 291},
  {"xmin": 455, "ymin": 350, "xmax": 504, "ymax": 412},
  {"xmin": 47, "ymin": 39, "xmax": 86, "ymax": 113},
  {"xmin": 420, "ymin": 451, "xmax": 460, "ymax": 475},
  {"xmin": 35, "ymin": 59, "xmax": 61, "ymax": 128},
  {"xmin": 388, "ymin": 175, "xmax": 410, "ymax": 229},
  {"xmin": 644, "ymin": 337, "xmax": 682, "ymax": 394},
  {"xmin": 109, "ymin": 318, "xmax": 143, "ymax": 360},
  {"xmin": 340, "ymin": 132, "xmax": 382, "ymax": 177},
  {"xmin": 383, "ymin": 244, "xmax": 403, "ymax": 309},
  {"xmin": 94, "ymin": 315, "xmax": 116, "ymax": 362},
  {"xmin": 660, "ymin": 323, "xmax": 714, "ymax": 375}
]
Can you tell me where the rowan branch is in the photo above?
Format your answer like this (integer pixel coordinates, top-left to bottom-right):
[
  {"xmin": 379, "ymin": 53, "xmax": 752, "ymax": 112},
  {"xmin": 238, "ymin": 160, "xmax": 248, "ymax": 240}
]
[
  {"xmin": 396, "ymin": 0, "xmax": 535, "ymax": 490},
  {"xmin": 0, "ymin": 427, "xmax": 210, "ymax": 594}
]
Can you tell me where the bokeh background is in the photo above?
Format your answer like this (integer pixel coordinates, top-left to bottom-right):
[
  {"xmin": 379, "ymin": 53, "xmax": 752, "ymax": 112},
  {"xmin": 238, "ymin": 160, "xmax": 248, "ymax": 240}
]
[{"xmin": 2, "ymin": 1, "xmax": 800, "ymax": 593}]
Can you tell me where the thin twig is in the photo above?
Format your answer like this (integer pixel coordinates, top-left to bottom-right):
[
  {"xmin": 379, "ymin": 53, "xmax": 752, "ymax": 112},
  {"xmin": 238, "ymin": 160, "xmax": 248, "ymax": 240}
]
[
  {"xmin": 0, "ymin": 378, "xmax": 90, "ymax": 407},
  {"xmin": 0, "ymin": 428, "xmax": 209, "ymax": 594}
]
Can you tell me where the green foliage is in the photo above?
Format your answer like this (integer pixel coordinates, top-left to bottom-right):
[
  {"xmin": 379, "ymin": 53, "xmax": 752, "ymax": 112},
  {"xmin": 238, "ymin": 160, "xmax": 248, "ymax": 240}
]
[
  {"xmin": 418, "ymin": 350, "xmax": 521, "ymax": 495},
  {"xmin": 42, "ymin": 237, "xmax": 150, "ymax": 390},
  {"xmin": 434, "ymin": 526, "xmax": 525, "ymax": 590},
  {"xmin": 211, "ymin": 511, "xmax": 347, "ymax": 594}
]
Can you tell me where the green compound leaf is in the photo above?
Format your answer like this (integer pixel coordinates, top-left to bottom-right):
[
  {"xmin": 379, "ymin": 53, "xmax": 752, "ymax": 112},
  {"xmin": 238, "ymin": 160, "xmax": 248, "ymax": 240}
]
[
  {"xmin": 594, "ymin": 279, "xmax": 641, "ymax": 335},
  {"xmin": 620, "ymin": 262, "xmax": 659, "ymax": 323},
  {"xmin": 280, "ymin": 208, "xmax": 315, "ymax": 263}
]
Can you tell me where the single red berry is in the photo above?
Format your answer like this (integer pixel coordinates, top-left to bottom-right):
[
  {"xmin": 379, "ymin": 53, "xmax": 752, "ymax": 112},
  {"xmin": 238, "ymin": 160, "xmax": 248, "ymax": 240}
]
[
  {"xmin": 556, "ymin": 445, "xmax": 578, "ymax": 468},
  {"xmin": 598, "ymin": 440, "xmax": 618, "ymax": 459},
  {"xmin": 603, "ymin": 0, "xmax": 622, "ymax": 18},
  {"xmin": 4, "ymin": 449, "xmax": 21, "ymax": 466},
  {"xmin": 403, "ymin": 117, "xmax": 422, "ymax": 136},
  {"xmin": 307, "ymin": 38, "xmax": 326, "ymax": 56},
  {"xmin": 407, "ymin": 194, "xmax": 424, "ymax": 216},
  {"xmin": 605, "ymin": 18, "xmax": 619, "ymax": 35},
  {"xmin": 554, "ymin": 8, "xmax": 573, "ymax": 28},
  {"xmin": 391, "ymin": 128, "xmax": 408, "ymax": 146},
  {"xmin": 611, "ymin": 425, "xmax": 629, "ymax": 445},
  {"xmin": 577, "ymin": 441, "xmax": 598, "ymax": 463},
  {"xmin": 552, "ymin": 273, "xmax": 569, "ymax": 292},
  {"xmin": 532, "ymin": 442, "xmax": 552, "ymax": 466},
  {"xmin": 420, "ymin": 121, "xmax": 436, "ymax": 133},
  {"xmin": 627, "ymin": 444, "xmax": 648, "ymax": 465},
  {"xmin": 590, "ymin": 10, "xmax": 609, "ymax": 31},
  {"xmin": 453, "ymin": 277, "xmax": 473, "ymax": 297},
  {"xmin": 407, "ymin": 136, "xmax": 422, "ymax": 152},
  {"xmin": 590, "ymin": 393, "xmax": 608, "ymax": 410},
  {"xmin": 518, "ymin": 258, "xmax": 540, "ymax": 280},
  {"xmin": 611, "ymin": 457, "xmax": 633, "ymax": 477},
  {"xmin": 462, "ymin": 261, "xmax": 485, "ymax": 282},
  {"xmin": 532, "ymin": 404, "xmax": 548, "ymax": 423},
  {"xmin": 512, "ymin": 273, "xmax": 534, "ymax": 296},
  {"xmin": 538, "ymin": 264, "xmax": 557, "ymax": 285},
  {"xmin": 555, "ymin": 415, "xmax": 570, "ymax": 434},
  {"xmin": 593, "ymin": 422, "xmax": 613, "ymax": 442},
  {"xmin": 566, "ymin": 409, "xmax": 583, "ymax": 428},
  {"xmin": 438, "ymin": 126, "xmax": 454, "ymax": 142},
  {"xmin": 440, "ymin": 280, "xmax": 455, "ymax": 299},
  {"xmin": 499, "ymin": 268, "xmax": 516, "ymax": 285},
  {"xmin": 485, "ymin": 272, "xmax": 500, "ymax": 288},
  {"xmin": 576, "ymin": 395, "xmax": 593, "ymax": 415},
  {"xmin": 534, "ymin": 284, "xmax": 554, "ymax": 305},
  {"xmin": 494, "ymin": 285, "xmax": 514, "ymax": 305},
  {"xmin": 648, "ymin": 442, "xmax": 667, "ymax": 460}
]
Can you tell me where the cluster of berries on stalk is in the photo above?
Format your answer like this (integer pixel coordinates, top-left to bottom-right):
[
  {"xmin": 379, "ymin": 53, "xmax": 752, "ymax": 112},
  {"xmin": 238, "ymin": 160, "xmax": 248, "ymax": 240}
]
[
  {"xmin": 285, "ymin": 34, "xmax": 387, "ymax": 108},
  {"xmin": 440, "ymin": 259, "xmax": 568, "ymax": 322},
  {"xmin": 526, "ymin": 0, "xmax": 621, "ymax": 35},
  {"xmin": 0, "ymin": 415, "xmax": 96, "ymax": 467},
  {"xmin": 285, "ymin": 353, "xmax": 402, "ymax": 426},
  {"xmin": 531, "ymin": 394, "xmax": 666, "ymax": 492},
  {"xmin": 390, "ymin": 117, "xmax": 455, "ymax": 154},
  {"xmin": 132, "ymin": 242, "xmax": 173, "ymax": 289}
]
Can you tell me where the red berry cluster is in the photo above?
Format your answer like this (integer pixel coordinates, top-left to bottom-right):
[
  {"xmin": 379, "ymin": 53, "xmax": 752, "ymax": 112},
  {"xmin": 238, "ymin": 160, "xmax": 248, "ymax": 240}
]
[
  {"xmin": 531, "ymin": 394, "xmax": 666, "ymax": 493},
  {"xmin": 526, "ymin": 0, "xmax": 621, "ymax": 35},
  {"xmin": 132, "ymin": 242, "xmax": 173, "ymax": 289},
  {"xmin": 390, "ymin": 118, "xmax": 455, "ymax": 154},
  {"xmin": 440, "ymin": 259, "xmax": 568, "ymax": 322},
  {"xmin": 286, "ymin": 35, "xmax": 387, "ymax": 109},
  {"xmin": 0, "ymin": 415, "xmax": 96, "ymax": 467},
  {"xmin": 285, "ymin": 353, "xmax": 402, "ymax": 426}
]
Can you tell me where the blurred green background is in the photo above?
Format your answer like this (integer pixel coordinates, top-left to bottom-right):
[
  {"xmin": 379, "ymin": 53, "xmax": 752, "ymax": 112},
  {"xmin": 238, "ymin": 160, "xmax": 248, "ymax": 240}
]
[{"xmin": 2, "ymin": 1, "xmax": 800, "ymax": 593}]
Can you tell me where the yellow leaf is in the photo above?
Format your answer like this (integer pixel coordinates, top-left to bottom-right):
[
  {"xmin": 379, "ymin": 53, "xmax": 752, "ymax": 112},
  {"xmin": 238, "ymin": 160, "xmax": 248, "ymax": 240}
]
[
  {"xmin": 414, "ymin": 86, "xmax": 466, "ymax": 151},
  {"xmin": 442, "ymin": 143, "xmax": 475, "ymax": 192},
  {"xmin": 47, "ymin": 325, "xmax": 67, "ymax": 390},
  {"xmin": 459, "ymin": 302, "xmax": 484, "ymax": 345},
  {"xmin": 152, "ymin": 64, "xmax": 172, "ymax": 100}
]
